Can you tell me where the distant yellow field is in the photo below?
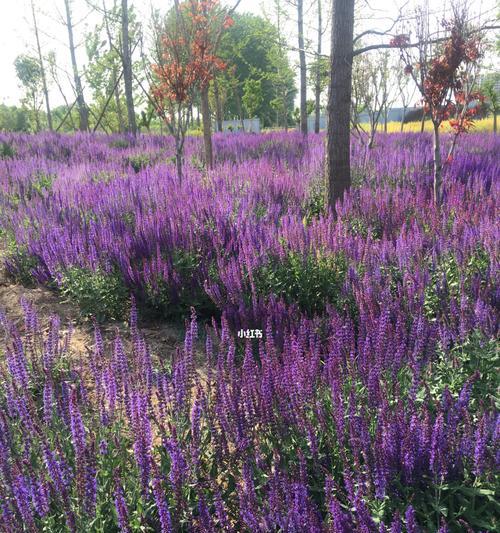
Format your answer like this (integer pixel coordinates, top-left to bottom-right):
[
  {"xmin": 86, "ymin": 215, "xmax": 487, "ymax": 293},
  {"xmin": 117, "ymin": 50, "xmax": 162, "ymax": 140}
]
[{"xmin": 363, "ymin": 116, "xmax": 495, "ymax": 133}]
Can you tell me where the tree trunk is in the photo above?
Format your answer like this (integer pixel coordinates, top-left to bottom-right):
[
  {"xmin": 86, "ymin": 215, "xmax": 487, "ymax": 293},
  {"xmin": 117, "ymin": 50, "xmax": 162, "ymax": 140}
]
[
  {"xmin": 383, "ymin": 106, "xmax": 388, "ymax": 132},
  {"xmin": 64, "ymin": 0, "xmax": 89, "ymax": 131},
  {"xmin": 420, "ymin": 111, "xmax": 425, "ymax": 133},
  {"xmin": 326, "ymin": 0, "xmax": 354, "ymax": 212},
  {"xmin": 494, "ymin": 111, "xmax": 497, "ymax": 134},
  {"xmin": 103, "ymin": 0, "xmax": 125, "ymax": 133},
  {"xmin": 236, "ymin": 91, "xmax": 245, "ymax": 131},
  {"xmin": 112, "ymin": 69, "xmax": 125, "ymax": 133},
  {"xmin": 214, "ymin": 78, "xmax": 223, "ymax": 132},
  {"xmin": 314, "ymin": 0, "xmax": 322, "ymax": 134},
  {"xmin": 297, "ymin": 0, "xmax": 307, "ymax": 135},
  {"xmin": 31, "ymin": 0, "xmax": 52, "ymax": 131},
  {"xmin": 432, "ymin": 121, "xmax": 442, "ymax": 206},
  {"xmin": 121, "ymin": 0, "xmax": 137, "ymax": 135},
  {"xmin": 400, "ymin": 106, "xmax": 406, "ymax": 132},
  {"xmin": 201, "ymin": 85, "xmax": 213, "ymax": 168}
]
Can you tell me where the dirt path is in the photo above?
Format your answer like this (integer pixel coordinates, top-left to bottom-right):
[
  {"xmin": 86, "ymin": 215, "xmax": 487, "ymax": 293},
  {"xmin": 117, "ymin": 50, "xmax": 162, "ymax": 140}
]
[{"xmin": 0, "ymin": 261, "xmax": 188, "ymax": 364}]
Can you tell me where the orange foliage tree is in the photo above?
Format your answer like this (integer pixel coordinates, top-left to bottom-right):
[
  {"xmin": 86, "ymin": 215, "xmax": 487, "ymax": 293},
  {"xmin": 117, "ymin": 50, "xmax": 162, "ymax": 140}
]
[
  {"xmin": 151, "ymin": 0, "xmax": 235, "ymax": 180},
  {"xmin": 394, "ymin": 3, "xmax": 484, "ymax": 205}
]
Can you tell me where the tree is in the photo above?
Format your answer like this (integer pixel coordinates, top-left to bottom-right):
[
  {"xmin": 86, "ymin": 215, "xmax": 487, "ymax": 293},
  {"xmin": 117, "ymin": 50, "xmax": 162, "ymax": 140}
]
[
  {"xmin": 84, "ymin": 0, "xmax": 140, "ymax": 133},
  {"xmin": 219, "ymin": 12, "xmax": 296, "ymax": 128},
  {"xmin": 397, "ymin": 2, "xmax": 485, "ymax": 205},
  {"xmin": 286, "ymin": 0, "xmax": 308, "ymax": 134},
  {"xmin": 151, "ymin": 0, "xmax": 234, "ymax": 178},
  {"xmin": 63, "ymin": 0, "xmax": 89, "ymax": 131},
  {"xmin": 314, "ymin": 0, "xmax": 323, "ymax": 133},
  {"xmin": 47, "ymin": 51, "xmax": 78, "ymax": 131},
  {"xmin": 14, "ymin": 55, "xmax": 44, "ymax": 131},
  {"xmin": 242, "ymin": 78, "xmax": 263, "ymax": 120},
  {"xmin": 30, "ymin": 0, "xmax": 52, "ymax": 131},
  {"xmin": 0, "ymin": 105, "xmax": 29, "ymax": 132},
  {"xmin": 157, "ymin": 0, "xmax": 238, "ymax": 168},
  {"xmin": 325, "ymin": 0, "xmax": 496, "ymax": 212},
  {"xmin": 297, "ymin": 0, "xmax": 307, "ymax": 134},
  {"xmin": 480, "ymin": 72, "xmax": 499, "ymax": 133},
  {"xmin": 269, "ymin": 0, "xmax": 296, "ymax": 130},
  {"xmin": 355, "ymin": 50, "xmax": 397, "ymax": 148},
  {"xmin": 396, "ymin": 57, "xmax": 417, "ymax": 132},
  {"xmin": 325, "ymin": 0, "xmax": 354, "ymax": 211},
  {"xmin": 121, "ymin": 0, "xmax": 137, "ymax": 135}
]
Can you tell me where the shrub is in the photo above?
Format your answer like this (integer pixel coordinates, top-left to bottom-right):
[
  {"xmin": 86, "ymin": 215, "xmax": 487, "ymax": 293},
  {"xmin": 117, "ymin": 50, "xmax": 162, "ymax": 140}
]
[
  {"xmin": 145, "ymin": 249, "xmax": 218, "ymax": 319},
  {"xmin": 424, "ymin": 247, "xmax": 490, "ymax": 320},
  {"xmin": 0, "ymin": 140, "xmax": 16, "ymax": 159},
  {"xmin": 302, "ymin": 178, "xmax": 325, "ymax": 224},
  {"xmin": 5, "ymin": 248, "xmax": 40, "ymax": 286},
  {"xmin": 109, "ymin": 138, "xmax": 130, "ymax": 149},
  {"xmin": 126, "ymin": 153, "xmax": 152, "ymax": 173},
  {"xmin": 60, "ymin": 267, "xmax": 129, "ymax": 321},
  {"xmin": 253, "ymin": 249, "xmax": 349, "ymax": 315}
]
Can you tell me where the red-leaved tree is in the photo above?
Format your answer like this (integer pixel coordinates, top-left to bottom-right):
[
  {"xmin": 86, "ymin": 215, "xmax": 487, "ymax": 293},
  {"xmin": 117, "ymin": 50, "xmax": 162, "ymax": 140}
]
[
  {"xmin": 151, "ymin": 0, "xmax": 235, "ymax": 180},
  {"xmin": 395, "ymin": 2, "xmax": 484, "ymax": 205}
]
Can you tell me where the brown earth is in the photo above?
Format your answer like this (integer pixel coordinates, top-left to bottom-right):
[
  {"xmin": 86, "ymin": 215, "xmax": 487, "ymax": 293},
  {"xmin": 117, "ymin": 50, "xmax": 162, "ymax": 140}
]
[{"xmin": 0, "ymin": 258, "xmax": 191, "ymax": 365}]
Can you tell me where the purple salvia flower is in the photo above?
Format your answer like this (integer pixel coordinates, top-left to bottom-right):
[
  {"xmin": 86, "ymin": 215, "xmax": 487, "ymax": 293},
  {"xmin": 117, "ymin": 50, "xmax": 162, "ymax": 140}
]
[
  {"xmin": 473, "ymin": 414, "xmax": 489, "ymax": 476},
  {"xmin": 390, "ymin": 511, "xmax": 402, "ymax": 533},
  {"xmin": 152, "ymin": 472, "xmax": 173, "ymax": 533},
  {"xmin": 12, "ymin": 473, "xmax": 35, "ymax": 529},
  {"xmin": 405, "ymin": 505, "xmax": 419, "ymax": 533},
  {"xmin": 31, "ymin": 478, "xmax": 50, "ymax": 517},
  {"xmin": 114, "ymin": 472, "xmax": 131, "ymax": 533},
  {"xmin": 69, "ymin": 389, "xmax": 86, "ymax": 457}
]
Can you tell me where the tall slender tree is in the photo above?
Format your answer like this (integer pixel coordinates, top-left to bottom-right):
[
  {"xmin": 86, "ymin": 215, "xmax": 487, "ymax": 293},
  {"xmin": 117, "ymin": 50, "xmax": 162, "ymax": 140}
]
[
  {"xmin": 325, "ymin": 0, "xmax": 354, "ymax": 210},
  {"xmin": 121, "ymin": 0, "xmax": 137, "ymax": 135},
  {"xmin": 31, "ymin": 0, "xmax": 52, "ymax": 131},
  {"xmin": 104, "ymin": 0, "xmax": 125, "ymax": 133},
  {"xmin": 314, "ymin": 0, "xmax": 322, "ymax": 133},
  {"xmin": 297, "ymin": 0, "xmax": 307, "ymax": 134},
  {"xmin": 63, "ymin": 0, "xmax": 89, "ymax": 131}
]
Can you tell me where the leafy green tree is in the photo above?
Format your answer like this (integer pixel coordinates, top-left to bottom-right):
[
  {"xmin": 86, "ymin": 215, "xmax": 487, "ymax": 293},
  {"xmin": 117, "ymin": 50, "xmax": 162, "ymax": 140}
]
[
  {"xmin": 218, "ymin": 13, "xmax": 296, "ymax": 128},
  {"xmin": 480, "ymin": 72, "xmax": 499, "ymax": 133},
  {"xmin": 242, "ymin": 78, "xmax": 263, "ymax": 119},
  {"xmin": 0, "ymin": 105, "xmax": 29, "ymax": 132},
  {"xmin": 14, "ymin": 55, "xmax": 44, "ymax": 131},
  {"xmin": 85, "ymin": 0, "xmax": 140, "ymax": 133}
]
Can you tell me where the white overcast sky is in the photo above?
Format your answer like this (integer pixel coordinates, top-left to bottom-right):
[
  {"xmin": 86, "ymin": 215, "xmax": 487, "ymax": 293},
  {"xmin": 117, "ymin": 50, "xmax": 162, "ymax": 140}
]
[{"xmin": 0, "ymin": 0, "xmax": 497, "ymax": 107}]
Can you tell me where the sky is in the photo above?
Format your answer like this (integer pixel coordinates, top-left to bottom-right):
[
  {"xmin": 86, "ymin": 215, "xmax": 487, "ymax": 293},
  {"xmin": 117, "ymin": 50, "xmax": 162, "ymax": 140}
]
[{"xmin": 0, "ymin": 0, "xmax": 497, "ymax": 108}]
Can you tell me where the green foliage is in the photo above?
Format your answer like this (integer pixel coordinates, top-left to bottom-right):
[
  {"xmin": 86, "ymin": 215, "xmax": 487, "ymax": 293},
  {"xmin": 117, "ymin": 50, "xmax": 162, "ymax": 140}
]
[
  {"xmin": 424, "ymin": 248, "xmax": 490, "ymax": 320},
  {"xmin": 253, "ymin": 249, "xmax": 349, "ymax": 315},
  {"xmin": 91, "ymin": 171, "xmax": 115, "ymax": 184},
  {"xmin": 253, "ymin": 202, "xmax": 267, "ymax": 220},
  {"xmin": 7, "ymin": 248, "xmax": 40, "ymax": 287},
  {"xmin": 422, "ymin": 331, "xmax": 499, "ymax": 410},
  {"xmin": 60, "ymin": 267, "xmax": 129, "ymax": 322},
  {"xmin": 0, "ymin": 104, "xmax": 29, "ymax": 132},
  {"xmin": 0, "ymin": 141, "xmax": 16, "ymax": 159},
  {"xmin": 145, "ymin": 249, "xmax": 218, "ymax": 319},
  {"xmin": 109, "ymin": 138, "xmax": 130, "ymax": 149},
  {"xmin": 302, "ymin": 178, "xmax": 326, "ymax": 224},
  {"xmin": 218, "ymin": 13, "xmax": 296, "ymax": 128},
  {"xmin": 30, "ymin": 172, "xmax": 55, "ymax": 198},
  {"xmin": 346, "ymin": 216, "xmax": 383, "ymax": 239},
  {"xmin": 242, "ymin": 78, "xmax": 263, "ymax": 119},
  {"xmin": 307, "ymin": 55, "xmax": 330, "ymax": 94},
  {"xmin": 480, "ymin": 72, "xmax": 500, "ymax": 114},
  {"xmin": 126, "ymin": 153, "xmax": 152, "ymax": 173}
]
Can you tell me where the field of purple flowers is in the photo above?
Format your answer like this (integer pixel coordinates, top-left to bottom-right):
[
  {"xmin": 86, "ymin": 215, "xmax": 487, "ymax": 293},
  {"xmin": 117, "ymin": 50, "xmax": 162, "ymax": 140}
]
[{"xmin": 0, "ymin": 131, "xmax": 498, "ymax": 531}]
